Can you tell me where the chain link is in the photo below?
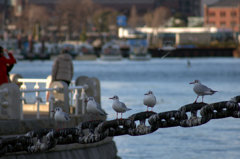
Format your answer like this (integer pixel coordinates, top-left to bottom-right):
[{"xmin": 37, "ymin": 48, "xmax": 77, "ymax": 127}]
[{"xmin": 1, "ymin": 95, "xmax": 240, "ymax": 156}]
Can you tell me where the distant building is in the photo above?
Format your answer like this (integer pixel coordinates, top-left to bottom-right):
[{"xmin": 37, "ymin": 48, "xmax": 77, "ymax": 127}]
[
  {"xmin": 119, "ymin": 26, "xmax": 234, "ymax": 47},
  {"xmin": 187, "ymin": 17, "xmax": 204, "ymax": 27},
  {"xmin": 156, "ymin": 0, "xmax": 201, "ymax": 16},
  {"xmin": 93, "ymin": 0, "xmax": 156, "ymax": 15},
  {"xmin": 201, "ymin": 0, "xmax": 219, "ymax": 16},
  {"xmin": 10, "ymin": 0, "xmax": 201, "ymax": 17},
  {"xmin": 204, "ymin": 0, "xmax": 240, "ymax": 32}
]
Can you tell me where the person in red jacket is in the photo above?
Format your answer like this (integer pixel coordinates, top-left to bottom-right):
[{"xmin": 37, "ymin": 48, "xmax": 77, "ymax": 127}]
[{"xmin": 0, "ymin": 46, "xmax": 17, "ymax": 86}]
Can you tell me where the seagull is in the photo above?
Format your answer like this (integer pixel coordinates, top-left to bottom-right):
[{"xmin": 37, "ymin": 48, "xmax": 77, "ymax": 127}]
[
  {"xmin": 52, "ymin": 107, "xmax": 71, "ymax": 128},
  {"xmin": 109, "ymin": 95, "xmax": 131, "ymax": 119},
  {"xmin": 189, "ymin": 80, "xmax": 217, "ymax": 103},
  {"xmin": 86, "ymin": 97, "xmax": 107, "ymax": 116},
  {"xmin": 143, "ymin": 90, "xmax": 157, "ymax": 111}
]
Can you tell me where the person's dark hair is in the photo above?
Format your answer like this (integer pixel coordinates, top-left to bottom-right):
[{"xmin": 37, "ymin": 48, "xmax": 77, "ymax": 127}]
[
  {"xmin": 0, "ymin": 46, "xmax": 3, "ymax": 54},
  {"xmin": 0, "ymin": 46, "xmax": 3, "ymax": 57},
  {"xmin": 61, "ymin": 48, "xmax": 69, "ymax": 54}
]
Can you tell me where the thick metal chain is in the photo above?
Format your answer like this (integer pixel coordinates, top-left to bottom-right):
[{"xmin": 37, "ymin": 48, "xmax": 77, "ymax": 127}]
[{"xmin": 1, "ymin": 95, "xmax": 240, "ymax": 156}]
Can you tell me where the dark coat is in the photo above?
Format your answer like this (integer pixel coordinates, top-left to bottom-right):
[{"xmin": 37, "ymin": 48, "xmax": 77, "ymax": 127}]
[{"xmin": 51, "ymin": 53, "xmax": 73, "ymax": 83}]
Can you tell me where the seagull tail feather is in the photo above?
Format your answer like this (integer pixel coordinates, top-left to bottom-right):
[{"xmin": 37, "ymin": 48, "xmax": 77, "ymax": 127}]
[
  {"xmin": 99, "ymin": 109, "xmax": 108, "ymax": 116},
  {"xmin": 211, "ymin": 90, "xmax": 218, "ymax": 93}
]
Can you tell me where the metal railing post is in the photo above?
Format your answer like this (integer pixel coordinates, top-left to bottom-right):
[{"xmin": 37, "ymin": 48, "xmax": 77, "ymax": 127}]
[
  {"xmin": 74, "ymin": 89, "xmax": 79, "ymax": 116},
  {"xmin": 20, "ymin": 82, "xmax": 27, "ymax": 90},
  {"xmin": 81, "ymin": 88, "xmax": 86, "ymax": 115},
  {"xmin": 49, "ymin": 91, "xmax": 55, "ymax": 118},
  {"xmin": 35, "ymin": 91, "xmax": 42, "ymax": 119},
  {"xmin": 20, "ymin": 90, "xmax": 26, "ymax": 120}
]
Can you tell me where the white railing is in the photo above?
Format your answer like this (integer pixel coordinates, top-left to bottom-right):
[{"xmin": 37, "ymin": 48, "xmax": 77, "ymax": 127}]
[
  {"xmin": 18, "ymin": 78, "xmax": 88, "ymax": 120},
  {"xmin": 18, "ymin": 78, "xmax": 48, "ymax": 90},
  {"xmin": 0, "ymin": 88, "xmax": 9, "ymax": 107}
]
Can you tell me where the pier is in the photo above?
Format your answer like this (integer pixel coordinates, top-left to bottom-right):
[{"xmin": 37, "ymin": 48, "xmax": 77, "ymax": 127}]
[{"xmin": 0, "ymin": 75, "xmax": 118, "ymax": 159}]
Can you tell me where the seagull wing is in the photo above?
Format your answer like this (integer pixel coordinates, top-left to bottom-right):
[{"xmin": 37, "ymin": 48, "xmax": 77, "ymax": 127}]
[
  {"xmin": 194, "ymin": 84, "xmax": 212, "ymax": 94},
  {"xmin": 121, "ymin": 102, "xmax": 131, "ymax": 111},
  {"xmin": 96, "ymin": 102, "xmax": 108, "ymax": 115},
  {"xmin": 63, "ymin": 112, "xmax": 71, "ymax": 121}
]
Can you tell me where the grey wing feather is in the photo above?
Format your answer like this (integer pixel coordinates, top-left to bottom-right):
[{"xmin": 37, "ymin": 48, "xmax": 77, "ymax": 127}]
[
  {"xmin": 64, "ymin": 112, "xmax": 71, "ymax": 120},
  {"xmin": 196, "ymin": 84, "xmax": 211, "ymax": 93},
  {"xmin": 96, "ymin": 102, "xmax": 108, "ymax": 115},
  {"xmin": 121, "ymin": 102, "xmax": 131, "ymax": 111},
  {"xmin": 121, "ymin": 102, "xmax": 127, "ymax": 109}
]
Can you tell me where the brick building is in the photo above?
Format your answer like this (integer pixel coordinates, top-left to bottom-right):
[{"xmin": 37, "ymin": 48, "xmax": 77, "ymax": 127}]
[{"xmin": 204, "ymin": 0, "xmax": 240, "ymax": 32}]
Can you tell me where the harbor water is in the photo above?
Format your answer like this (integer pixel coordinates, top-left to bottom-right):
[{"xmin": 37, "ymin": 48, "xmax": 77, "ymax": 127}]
[{"xmin": 12, "ymin": 58, "xmax": 240, "ymax": 159}]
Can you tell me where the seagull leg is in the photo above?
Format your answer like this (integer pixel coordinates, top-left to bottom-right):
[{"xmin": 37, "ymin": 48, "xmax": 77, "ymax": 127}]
[
  {"xmin": 151, "ymin": 107, "xmax": 153, "ymax": 112},
  {"xmin": 202, "ymin": 96, "xmax": 204, "ymax": 103},
  {"xmin": 121, "ymin": 113, "xmax": 123, "ymax": 119},
  {"xmin": 194, "ymin": 96, "xmax": 199, "ymax": 103},
  {"xmin": 116, "ymin": 112, "xmax": 118, "ymax": 119},
  {"xmin": 146, "ymin": 106, "xmax": 149, "ymax": 112}
]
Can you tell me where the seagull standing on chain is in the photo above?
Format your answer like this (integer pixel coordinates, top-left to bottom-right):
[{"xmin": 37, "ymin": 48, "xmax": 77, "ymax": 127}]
[
  {"xmin": 143, "ymin": 90, "xmax": 156, "ymax": 112},
  {"xmin": 109, "ymin": 95, "xmax": 131, "ymax": 119},
  {"xmin": 86, "ymin": 97, "xmax": 107, "ymax": 116},
  {"xmin": 52, "ymin": 107, "xmax": 71, "ymax": 128},
  {"xmin": 189, "ymin": 80, "xmax": 217, "ymax": 103}
]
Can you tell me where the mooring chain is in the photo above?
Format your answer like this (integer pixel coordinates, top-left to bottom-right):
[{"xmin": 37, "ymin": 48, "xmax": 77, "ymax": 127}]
[
  {"xmin": 1, "ymin": 96, "xmax": 240, "ymax": 156},
  {"xmin": 128, "ymin": 111, "xmax": 157, "ymax": 136}
]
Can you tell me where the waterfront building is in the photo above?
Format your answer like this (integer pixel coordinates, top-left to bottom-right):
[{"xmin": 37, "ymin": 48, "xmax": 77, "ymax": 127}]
[
  {"xmin": 204, "ymin": 0, "xmax": 240, "ymax": 32},
  {"xmin": 118, "ymin": 27, "xmax": 234, "ymax": 47}
]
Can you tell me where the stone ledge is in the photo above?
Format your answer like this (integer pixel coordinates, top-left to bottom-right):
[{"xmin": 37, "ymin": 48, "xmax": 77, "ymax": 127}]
[
  {"xmin": 2, "ymin": 139, "xmax": 118, "ymax": 159},
  {"xmin": 0, "ymin": 114, "xmax": 106, "ymax": 136}
]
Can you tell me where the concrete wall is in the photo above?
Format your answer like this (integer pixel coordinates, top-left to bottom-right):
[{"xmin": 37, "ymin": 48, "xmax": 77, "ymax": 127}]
[{"xmin": 2, "ymin": 139, "xmax": 118, "ymax": 159}]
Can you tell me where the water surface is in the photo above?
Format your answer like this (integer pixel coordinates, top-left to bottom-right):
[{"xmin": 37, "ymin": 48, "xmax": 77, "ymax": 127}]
[{"xmin": 12, "ymin": 58, "xmax": 240, "ymax": 159}]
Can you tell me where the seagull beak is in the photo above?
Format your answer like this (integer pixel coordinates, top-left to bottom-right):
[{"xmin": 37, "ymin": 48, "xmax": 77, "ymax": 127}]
[
  {"xmin": 51, "ymin": 110, "xmax": 55, "ymax": 113},
  {"xmin": 189, "ymin": 81, "xmax": 195, "ymax": 84},
  {"xmin": 109, "ymin": 97, "xmax": 113, "ymax": 99},
  {"xmin": 144, "ymin": 93, "xmax": 148, "ymax": 95},
  {"xmin": 84, "ymin": 99, "xmax": 88, "ymax": 103}
]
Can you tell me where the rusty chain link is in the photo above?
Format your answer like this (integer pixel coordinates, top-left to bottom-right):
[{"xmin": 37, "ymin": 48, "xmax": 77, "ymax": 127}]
[{"xmin": 1, "ymin": 95, "xmax": 240, "ymax": 156}]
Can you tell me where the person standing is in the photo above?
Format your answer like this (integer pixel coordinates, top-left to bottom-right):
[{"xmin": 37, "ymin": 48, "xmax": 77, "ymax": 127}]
[
  {"xmin": 51, "ymin": 48, "xmax": 73, "ymax": 86},
  {"xmin": 0, "ymin": 46, "xmax": 16, "ymax": 86}
]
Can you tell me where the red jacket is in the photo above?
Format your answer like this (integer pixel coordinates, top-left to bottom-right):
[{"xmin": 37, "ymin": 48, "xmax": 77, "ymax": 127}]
[{"xmin": 0, "ymin": 53, "xmax": 16, "ymax": 85}]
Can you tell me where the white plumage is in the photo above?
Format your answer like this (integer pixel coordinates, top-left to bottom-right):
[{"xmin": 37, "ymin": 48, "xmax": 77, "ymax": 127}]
[
  {"xmin": 86, "ymin": 97, "xmax": 107, "ymax": 116},
  {"xmin": 109, "ymin": 95, "xmax": 131, "ymax": 119},
  {"xmin": 190, "ymin": 80, "xmax": 217, "ymax": 103},
  {"xmin": 143, "ymin": 90, "xmax": 156, "ymax": 111},
  {"xmin": 53, "ymin": 107, "xmax": 71, "ymax": 122}
]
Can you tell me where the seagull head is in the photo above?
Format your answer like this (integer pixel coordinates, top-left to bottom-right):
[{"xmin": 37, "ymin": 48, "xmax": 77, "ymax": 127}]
[
  {"xmin": 189, "ymin": 80, "xmax": 200, "ymax": 84},
  {"xmin": 52, "ymin": 107, "xmax": 63, "ymax": 113},
  {"xmin": 86, "ymin": 97, "xmax": 95, "ymax": 102},
  {"xmin": 144, "ymin": 90, "xmax": 153, "ymax": 95},
  {"xmin": 109, "ymin": 95, "xmax": 119, "ymax": 100}
]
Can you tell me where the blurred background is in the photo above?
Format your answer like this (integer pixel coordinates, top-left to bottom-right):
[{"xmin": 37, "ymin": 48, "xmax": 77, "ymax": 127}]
[{"xmin": 0, "ymin": 0, "xmax": 239, "ymax": 59}]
